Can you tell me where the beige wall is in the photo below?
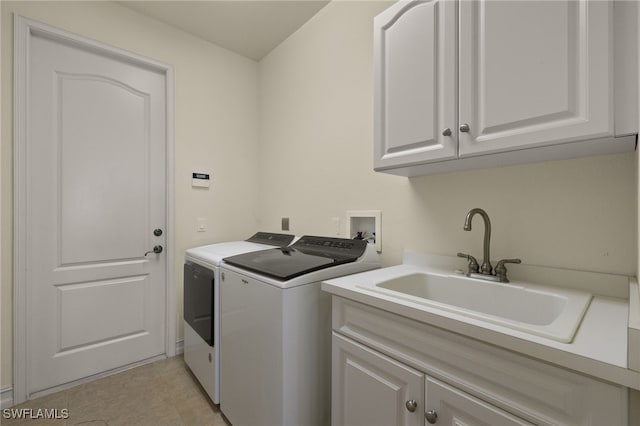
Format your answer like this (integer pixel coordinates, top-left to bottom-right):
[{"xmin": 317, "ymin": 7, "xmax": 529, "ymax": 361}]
[
  {"xmin": 258, "ymin": 0, "xmax": 637, "ymax": 274},
  {"xmin": 1, "ymin": 1, "xmax": 260, "ymax": 388}
]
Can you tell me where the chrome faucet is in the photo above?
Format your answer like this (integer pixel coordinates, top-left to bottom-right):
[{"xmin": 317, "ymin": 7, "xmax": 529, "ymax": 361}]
[{"xmin": 458, "ymin": 208, "xmax": 521, "ymax": 283}]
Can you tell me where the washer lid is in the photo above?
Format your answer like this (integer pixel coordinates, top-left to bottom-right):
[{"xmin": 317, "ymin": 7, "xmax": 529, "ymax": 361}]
[
  {"xmin": 223, "ymin": 236, "xmax": 367, "ymax": 281},
  {"xmin": 185, "ymin": 232, "xmax": 294, "ymax": 268}
]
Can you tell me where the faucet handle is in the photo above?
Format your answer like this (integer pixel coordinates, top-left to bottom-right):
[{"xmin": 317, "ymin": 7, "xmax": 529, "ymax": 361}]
[
  {"xmin": 494, "ymin": 258, "xmax": 521, "ymax": 283},
  {"xmin": 457, "ymin": 252, "xmax": 479, "ymax": 274}
]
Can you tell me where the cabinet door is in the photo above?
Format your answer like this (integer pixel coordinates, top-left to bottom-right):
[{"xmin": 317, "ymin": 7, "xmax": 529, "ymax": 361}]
[
  {"xmin": 458, "ymin": 1, "xmax": 613, "ymax": 157},
  {"xmin": 374, "ymin": 0, "xmax": 457, "ymax": 170},
  {"xmin": 332, "ymin": 333, "xmax": 424, "ymax": 426},
  {"xmin": 425, "ymin": 376, "xmax": 534, "ymax": 426}
]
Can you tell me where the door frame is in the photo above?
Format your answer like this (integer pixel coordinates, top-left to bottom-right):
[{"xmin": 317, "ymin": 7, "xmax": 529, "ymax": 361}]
[{"xmin": 13, "ymin": 15, "xmax": 176, "ymax": 404}]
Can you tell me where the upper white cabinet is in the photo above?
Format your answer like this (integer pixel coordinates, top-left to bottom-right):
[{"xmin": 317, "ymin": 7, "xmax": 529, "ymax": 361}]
[
  {"xmin": 374, "ymin": 0, "xmax": 457, "ymax": 168},
  {"xmin": 459, "ymin": 0, "xmax": 610, "ymax": 156},
  {"xmin": 374, "ymin": 0, "xmax": 638, "ymax": 176}
]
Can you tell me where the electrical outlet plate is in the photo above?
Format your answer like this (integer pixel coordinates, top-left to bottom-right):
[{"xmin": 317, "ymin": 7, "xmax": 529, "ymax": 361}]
[{"xmin": 346, "ymin": 210, "xmax": 381, "ymax": 252}]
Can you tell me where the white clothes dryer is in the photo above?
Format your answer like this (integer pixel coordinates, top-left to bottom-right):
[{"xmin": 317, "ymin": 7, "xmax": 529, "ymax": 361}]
[{"xmin": 183, "ymin": 232, "xmax": 294, "ymax": 404}]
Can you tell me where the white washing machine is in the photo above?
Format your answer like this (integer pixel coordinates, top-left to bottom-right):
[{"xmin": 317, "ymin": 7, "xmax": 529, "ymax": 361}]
[
  {"xmin": 220, "ymin": 236, "xmax": 380, "ymax": 426},
  {"xmin": 183, "ymin": 232, "xmax": 295, "ymax": 404}
]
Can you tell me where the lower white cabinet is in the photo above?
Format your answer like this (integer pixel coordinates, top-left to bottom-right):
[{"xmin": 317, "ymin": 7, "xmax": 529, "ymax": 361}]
[
  {"xmin": 333, "ymin": 332, "xmax": 533, "ymax": 426},
  {"xmin": 424, "ymin": 376, "xmax": 533, "ymax": 426},
  {"xmin": 332, "ymin": 332, "xmax": 424, "ymax": 426},
  {"xmin": 330, "ymin": 297, "xmax": 628, "ymax": 426}
]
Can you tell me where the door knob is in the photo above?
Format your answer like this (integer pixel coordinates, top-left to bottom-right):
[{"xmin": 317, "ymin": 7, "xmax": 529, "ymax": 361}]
[
  {"xmin": 425, "ymin": 409, "xmax": 438, "ymax": 424},
  {"xmin": 405, "ymin": 400, "xmax": 418, "ymax": 412},
  {"xmin": 144, "ymin": 245, "xmax": 163, "ymax": 256},
  {"xmin": 442, "ymin": 127, "xmax": 452, "ymax": 137},
  {"xmin": 153, "ymin": 228, "xmax": 163, "ymax": 236},
  {"xmin": 459, "ymin": 123, "xmax": 470, "ymax": 132}
]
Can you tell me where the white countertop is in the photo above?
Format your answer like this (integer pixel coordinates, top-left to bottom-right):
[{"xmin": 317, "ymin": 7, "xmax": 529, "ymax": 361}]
[{"xmin": 322, "ymin": 253, "xmax": 640, "ymax": 390}]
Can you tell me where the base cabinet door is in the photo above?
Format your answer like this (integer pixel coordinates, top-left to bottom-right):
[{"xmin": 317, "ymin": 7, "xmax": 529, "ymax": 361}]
[
  {"xmin": 425, "ymin": 376, "xmax": 534, "ymax": 426},
  {"xmin": 332, "ymin": 333, "xmax": 424, "ymax": 426}
]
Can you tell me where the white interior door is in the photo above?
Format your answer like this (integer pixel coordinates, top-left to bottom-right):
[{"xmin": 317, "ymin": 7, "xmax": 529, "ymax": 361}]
[{"xmin": 18, "ymin": 21, "xmax": 169, "ymax": 396}]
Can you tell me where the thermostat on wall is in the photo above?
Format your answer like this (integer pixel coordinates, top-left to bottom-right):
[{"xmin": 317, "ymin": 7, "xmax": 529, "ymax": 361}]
[{"xmin": 192, "ymin": 172, "xmax": 210, "ymax": 188}]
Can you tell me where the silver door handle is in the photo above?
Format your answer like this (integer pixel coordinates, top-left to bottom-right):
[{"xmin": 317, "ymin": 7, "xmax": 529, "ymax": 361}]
[{"xmin": 144, "ymin": 245, "xmax": 163, "ymax": 256}]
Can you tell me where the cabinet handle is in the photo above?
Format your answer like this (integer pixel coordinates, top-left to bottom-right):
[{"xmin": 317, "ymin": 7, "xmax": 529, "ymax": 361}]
[
  {"xmin": 405, "ymin": 399, "xmax": 417, "ymax": 412},
  {"xmin": 425, "ymin": 409, "xmax": 438, "ymax": 424},
  {"xmin": 442, "ymin": 127, "xmax": 452, "ymax": 137},
  {"xmin": 459, "ymin": 123, "xmax": 470, "ymax": 133}
]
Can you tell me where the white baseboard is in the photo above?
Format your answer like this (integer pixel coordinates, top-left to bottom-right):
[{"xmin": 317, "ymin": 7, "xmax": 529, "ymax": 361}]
[
  {"xmin": 175, "ymin": 338, "xmax": 184, "ymax": 355},
  {"xmin": 1, "ymin": 386, "xmax": 14, "ymax": 409}
]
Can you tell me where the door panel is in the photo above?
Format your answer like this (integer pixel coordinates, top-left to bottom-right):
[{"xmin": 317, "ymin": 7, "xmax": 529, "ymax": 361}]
[
  {"xmin": 26, "ymin": 31, "xmax": 167, "ymax": 394},
  {"xmin": 374, "ymin": 0, "xmax": 457, "ymax": 169},
  {"xmin": 59, "ymin": 74, "xmax": 149, "ymax": 264},
  {"xmin": 425, "ymin": 376, "xmax": 534, "ymax": 426},
  {"xmin": 57, "ymin": 277, "xmax": 148, "ymax": 351},
  {"xmin": 459, "ymin": 0, "xmax": 613, "ymax": 156},
  {"xmin": 332, "ymin": 333, "xmax": 424, "ymax": 426}
]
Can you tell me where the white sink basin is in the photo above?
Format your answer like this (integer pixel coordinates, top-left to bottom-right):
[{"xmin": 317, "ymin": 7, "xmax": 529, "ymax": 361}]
[{"xmin": 362, "ymin": 272, "xmax": 592, "ymax": 343}]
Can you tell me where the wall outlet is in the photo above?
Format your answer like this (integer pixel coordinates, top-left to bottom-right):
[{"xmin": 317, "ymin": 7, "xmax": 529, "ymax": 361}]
[{"xmin": 281, "ymin": 217, "xmax": 290, "ymax": 231}]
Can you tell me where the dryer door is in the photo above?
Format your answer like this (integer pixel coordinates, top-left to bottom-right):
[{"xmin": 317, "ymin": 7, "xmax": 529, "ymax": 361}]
[{"xmin": 184, "ymin": 262, "xmax": 215, "ymax": 345}]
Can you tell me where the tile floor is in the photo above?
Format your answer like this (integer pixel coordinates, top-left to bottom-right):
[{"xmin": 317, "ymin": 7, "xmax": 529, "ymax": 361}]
[{"xmin": 3, "ymin": 356, "xmax": 229, "ymax": 426}]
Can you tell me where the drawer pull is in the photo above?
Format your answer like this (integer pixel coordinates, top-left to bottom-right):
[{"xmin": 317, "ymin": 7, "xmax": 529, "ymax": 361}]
[
  {"xmin": 425, "ymin": 409, "xmax": 438, "ymax": 424},
  {"xmin": 405, "ymin": 399, "xmax": 417, "ymax": 412}
]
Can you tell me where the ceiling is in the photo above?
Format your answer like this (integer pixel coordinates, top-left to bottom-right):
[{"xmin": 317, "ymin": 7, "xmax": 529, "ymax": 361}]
[{"xmin": 118, "ymin": 1, "xmax": 331, "ymax": 61}]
